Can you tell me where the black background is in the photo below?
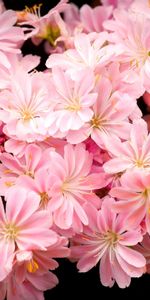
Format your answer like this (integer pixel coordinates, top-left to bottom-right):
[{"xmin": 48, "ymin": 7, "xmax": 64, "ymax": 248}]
[{"xmin": 3, "ymin": 0, "xmax": 149, "ymax": 297}]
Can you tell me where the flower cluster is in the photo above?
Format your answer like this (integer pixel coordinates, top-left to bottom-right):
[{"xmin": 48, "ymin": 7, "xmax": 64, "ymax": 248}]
[{"xmin": 1, "ymin": 0, "xmax": 150, "ymax": 298}]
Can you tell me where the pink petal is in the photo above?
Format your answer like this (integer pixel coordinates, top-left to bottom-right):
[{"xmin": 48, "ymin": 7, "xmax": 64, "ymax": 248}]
[
  {"xmin": 27, "ymin": 271, "xmax": 58, "ymax": 291},
  {"xmin": 116, "ymin": 244, "xmax": 146, "ymax": 268},
  {"xmin": 116, "ymin": 253, "xmax": 145, "ymax": 277},
  {"xmin": 74, "ymin": 33, "xmax": 92, "ymax": 64},
  {"xmin": 84, "ymin": 203, "xmax": 99, "ymax": 231},
  {"xmin": 110, "ymin": 187, "xmax": 139, "ymax": 200},
  {"xmin": 52, "ymin": 67, "xmax": 72, "ymax": 100},
  {"xmin": 0, "ymin": 238, "xmax": 15, "ymax": 281},
  {"xmin": 100, "ymin": 251, "xmax": 114, "ymax": 287},
  {"xmin": 120, "ymin": 231, "xmax": 143, "ymax": 246},
  {"xmin": 6, "ymin": 188, "xmax": 40, "ymax": 225},
  {"xmin": 25, "ymin": 144, "xmax": 42, "ymax": 173},
  {"xmin": 77, "ymin": 253, "xmax": 99, "ymax": 272},
  {"xmin": 126, "ymin": 204, "xmax": 146, "ymax": 229},
  {"xmin": 104, "ymin": 158, "xmax": 132, "ymax": 173},
  {"xmin": 75, "ymin": 70, "xmax": 95, "ymax": 97},
  {"xmin": 54, "ymin": 199, "xmax": 74, "ymax": 229},
  {"xmin": 0, "ymin": 152, "xmax": 23, "ymax": 174},
  {"xmin": 73, "ymin": 199, "xmax": 88, "ymax": 225},
  {"xmin": 112, "ymin": 199, "xmax": 140, "ymax": 213},
  {"xmin": 111, "ymin": 254, "xmax": 131, "ymax": 288}
]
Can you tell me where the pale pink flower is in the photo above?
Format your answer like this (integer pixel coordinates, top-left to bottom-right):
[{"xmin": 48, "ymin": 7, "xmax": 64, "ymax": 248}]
[
  {"xmin": 104, "ymin": 9, "xmax": 150, "ymax": 87},
  {"xmin": 0, "ymin": 187, "xmax": 57, "ymax": 281},
  {"xmin": 71, "ymin": 198, "xmax": 145, "ymax": 288},
  {"xmin": 104, "ymin": 119, "xmax": 150, "ymax": 174},
  {"xmin": 47, "ymin": 67, "xmax": 97, "ymax": 133},
  {"xmin": 0, "ymin": 70, "xmax": 53, "ymax": 142},
  {"xmin": 17, "ymin": 0, "xmax": 69, "ymax": 49},
  {"xmin": 110, "ymin": 170, "xmax": 150, "ymax": 233},
  {"xmin": 17, "ymin": 0, "xmax": 68, "ymax": 28},
  {"xmin": 67, "ymin": 77, "xmax": 135, "ymax": 146},
  {"xmin": 47, "ymin": 143, "xmax": 107, "ymax": 231},
  {"xmin": 0, "ymin": 10, "xmax": 24, "ymax": 68},
  {"xmin": 0, "ymin": 144, "xmax": 52, "ymax": 196},
  {"xmin": 46, "ymin": 32, "xmax": 113, "ymax": 75}
]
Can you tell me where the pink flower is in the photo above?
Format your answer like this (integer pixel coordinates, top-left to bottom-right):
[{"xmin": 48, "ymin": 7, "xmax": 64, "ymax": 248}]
[
  {"xmin": 71, "ymin": 198, "xmax": 146, "ymax": 288},
  {"xmin": 17, "ymin": 0, "xmax": 68, "ymax": 29},
  {"xmin": 104, "ymin": 119, "xmax": 150, "ymax": 174},
  {"xmin": 110, "ymin": 170, "xmax": 150, "ymax": 233},
  {"xmin": 0, "ymin": 187, "xmax": 57, "ymax": 281},
  {"xmin": 0, "ymin": 268, "xmax": 58, "ymax": 300},
  {"xmin": 48, "ymin": 67, "xmax": 97, "ymax": 133},
  {"xmin": 67, "ymin": 77, "xmax": 135, "ymax": 146},
  {"xmin": 15, "ymin": 235, "xmax": 70, "ymax": 274},
  {"xmin": 0, "ymin": 144, "xmax": 52, "ymax": 196},
  {"xmin": 0, "ymin": 234, "xmax": 70, "ymax": 299},
  {"xmin": 17, "ymin": 0, "xmax": 69, "ymax": 49},
  {"xmin": 0, "ymin": 70, "xmax": 54, "ymax": 142},
  {"xmin": 47, "ymin": 143, "xmax": 107, "ymax": 231},
  {"xmin": 0, "ymin": 227, "xmax": 69, "ymax": 299},
  {"xmin": 46, "ymin": 32, "xmax": 113, "ymax": 75},
  {"xmin": 104, "ymin": 9, "xmax": 150, "ymax": 88},
  {"xmin": 0, "ymin": 10, "xmax": 24, "ymax": 68}
]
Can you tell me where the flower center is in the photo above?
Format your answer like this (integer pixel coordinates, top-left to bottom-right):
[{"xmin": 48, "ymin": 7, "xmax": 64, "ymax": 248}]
[
  {"xmin": 65, "ymin": 98, "xmax": 81, "ymax": 112},
  {"xmin": 3, "ymin": 223, "xmax": 19, "ymax": 241},
  {"xmin": 90, "ymin": 115, "xmax": 102, "ymax": 128},
  {"xmin": 40, "ymin": 25, "xmax": 60, "ymax": 46},
  {"xmin": 135, "ymin": 159, "xmax": 144, "ymax": 168},
  {"xmin": 39, "ymin": 192, "xmax": 49, "ymax": 208},
  {"xmin": 24, "ymin": 170, "xmax": 34, "ymax": 178},
  {"xmin": 21, "ymin": 109, "xmax": 34, "ymax": 121},
  {"xmin": 26, "ymin": 259, "xmax": 39, "ymax": 273},
  {"xmin": 104, "ymin": 230, "xmax": 119, "ymax": 246},
  {"xmin": 61, "ymin": 181, "xmax": 70, "ymax": 193},
  {"xmin": 142, "ymin": 188, "xmax": 150, "ymax": 199}
]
